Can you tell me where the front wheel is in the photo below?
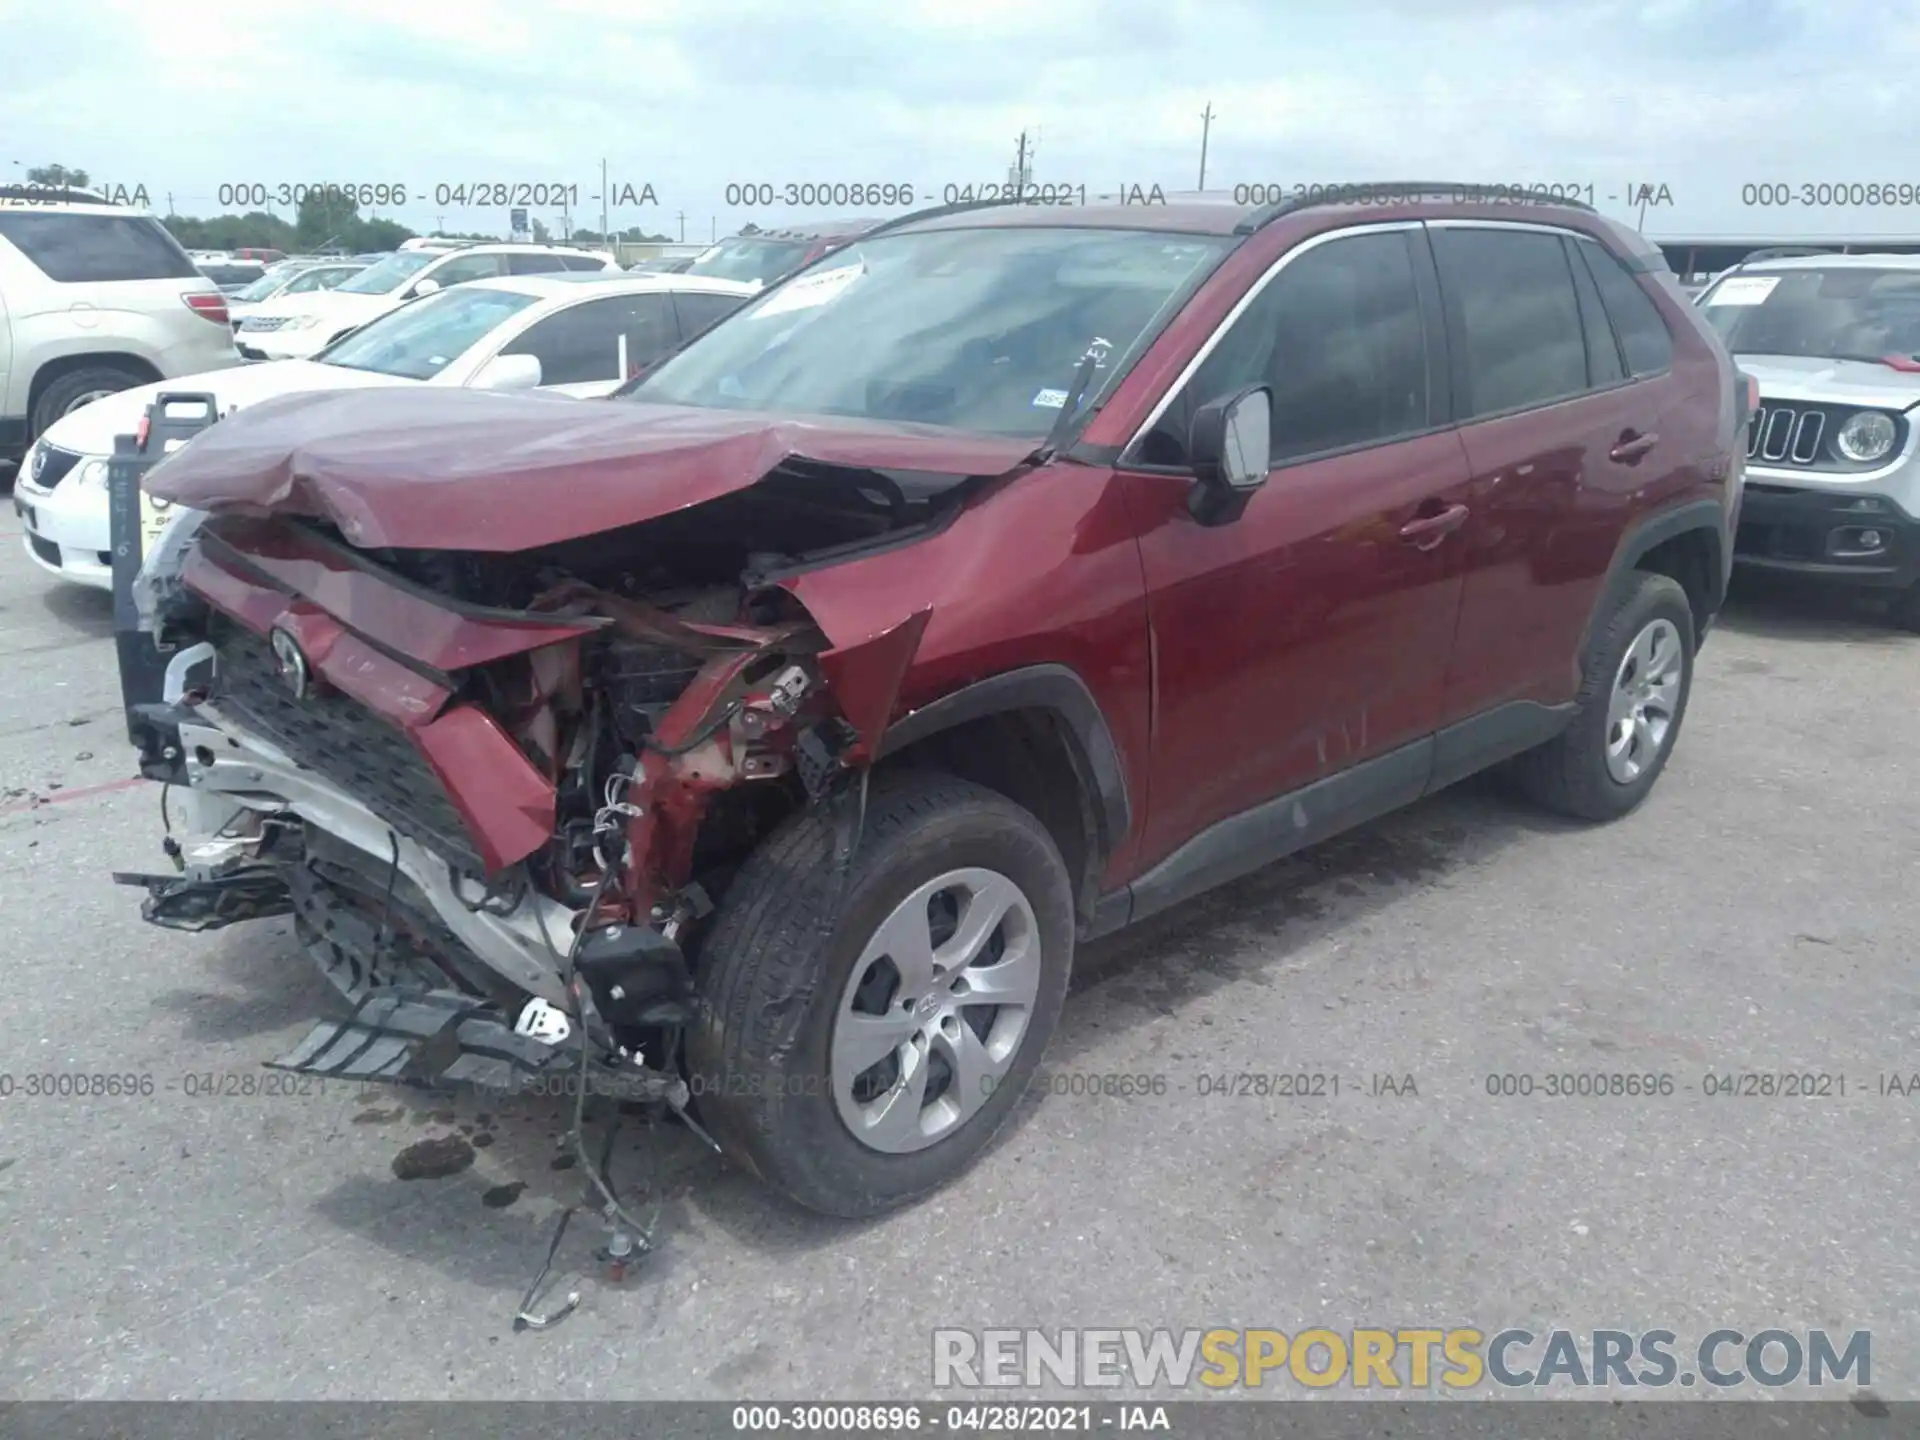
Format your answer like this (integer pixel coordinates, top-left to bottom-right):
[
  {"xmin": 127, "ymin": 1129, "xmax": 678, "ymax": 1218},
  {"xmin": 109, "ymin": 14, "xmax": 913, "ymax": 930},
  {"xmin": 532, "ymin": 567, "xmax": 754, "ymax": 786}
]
[
  {"xmin": 688, "ymin": 770, "xmax": 1075, "ymax": 1218},
  {"xmin": 1891, "ymin": 579, "xmax": 1920, "ymax": 634},
  {"xmin": 1511, "ymin": 572, "xmax": 1696, "ymax": 821}
]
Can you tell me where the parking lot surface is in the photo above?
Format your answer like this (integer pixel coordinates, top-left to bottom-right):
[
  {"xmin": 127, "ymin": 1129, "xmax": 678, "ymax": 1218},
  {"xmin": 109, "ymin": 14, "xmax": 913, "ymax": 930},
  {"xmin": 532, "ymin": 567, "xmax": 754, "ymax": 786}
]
[{"xmin": 1, "ymin": 520, "xmax": 1916, "ymax": 1401}]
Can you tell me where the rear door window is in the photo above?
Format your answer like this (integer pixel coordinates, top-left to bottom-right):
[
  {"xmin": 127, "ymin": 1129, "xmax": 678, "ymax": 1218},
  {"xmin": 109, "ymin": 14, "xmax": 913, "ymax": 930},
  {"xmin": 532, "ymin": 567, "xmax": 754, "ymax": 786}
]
[
  {"xmin": 507, "ymin": 252, "xmax": 575, "ymax": 276},
  {"xmin": 500, "ymin": 294, "xmax": 679, "ymax": 384},
  {"xmin": 1431, "ymin": 227, "xmax": 1589, "ymax": 417},
  {"xmin": 0, "ymin": 212, "xmax": 199, "ymax": 282},
  {"xmin": 425, "ymin": 253, "xmax": 509, "ymax": 287},
  {"xmin": 671, "ymin": 290, "xmax": 750, "ymax": 342}
]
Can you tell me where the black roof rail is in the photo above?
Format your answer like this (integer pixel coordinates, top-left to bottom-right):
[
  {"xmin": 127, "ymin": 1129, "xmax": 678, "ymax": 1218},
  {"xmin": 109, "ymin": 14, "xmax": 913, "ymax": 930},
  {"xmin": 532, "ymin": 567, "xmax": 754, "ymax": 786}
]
[
  {"xmin": 1739, "ymin": 245, "xmax": 1838, "ymax": 263},
  {"xmin": 1235, "ymin": 181, "xmax": 1598, "ymax": 236},
  {"xmin": 853, "ymin": 195, "xmax": 1071, "ymax": 241}
]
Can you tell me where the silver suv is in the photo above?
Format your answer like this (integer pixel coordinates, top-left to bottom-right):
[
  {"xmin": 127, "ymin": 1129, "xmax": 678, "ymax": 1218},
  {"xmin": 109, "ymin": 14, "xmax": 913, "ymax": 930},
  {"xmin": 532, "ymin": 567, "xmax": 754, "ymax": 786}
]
[
  {"xmin": 0, "ymin": 200, "xmax": 242, "ymax": 466},
  {"xmin": 1697, "ymin": 252, "xmax": 1920, "ymax": 628}
]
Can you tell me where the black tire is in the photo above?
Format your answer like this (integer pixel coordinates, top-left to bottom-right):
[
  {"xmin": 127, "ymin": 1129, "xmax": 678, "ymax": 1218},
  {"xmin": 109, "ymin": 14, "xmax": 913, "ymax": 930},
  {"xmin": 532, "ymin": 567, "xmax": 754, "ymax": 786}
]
[
  {"xmin": 1511, "ymin": 572, "xmax": 1696, "ymax": 822},
  {"xmin": 29, "ymin": 365, "xmax": 148, "ymax": 440},
  {"xmin": 1891, "ymin": 580, "xmax": 1920, "ymax": 634},
  {"xmin": 688, "ymin": 769, "xmax": 1075, "ymax": 1218}
]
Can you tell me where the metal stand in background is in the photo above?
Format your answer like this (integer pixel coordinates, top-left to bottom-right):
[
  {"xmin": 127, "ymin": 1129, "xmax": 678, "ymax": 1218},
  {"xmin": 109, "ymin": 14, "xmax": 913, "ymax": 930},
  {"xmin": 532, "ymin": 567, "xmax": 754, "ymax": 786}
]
[{"xmin": 108, "ymin": 391, "xmax": 219, "ymax": 784}]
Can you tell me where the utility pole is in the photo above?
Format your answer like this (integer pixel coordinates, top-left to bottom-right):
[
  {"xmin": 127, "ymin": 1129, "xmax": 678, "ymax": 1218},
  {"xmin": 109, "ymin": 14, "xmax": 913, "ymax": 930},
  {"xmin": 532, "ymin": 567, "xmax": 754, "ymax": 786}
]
[
  {"xmin": 710, "ymin": 215, "xmax": 716, "ymax": 243},
  {"xmin": 1198, "ymin": 103, "xmax": 1214, "ymax": 191},
  {"xmin": 677, "ymin": 210, "xmax": 686, "ymax": 242},
  {"xmin": 1011, "ymin": 130, "xmax": 1032, "ymax": 190},
  {"xmin": 436, "ymin": 213, "xmax": 445, "ymax": 234},
  {"xmin": 600, "ymin": 157, "xmax": 609, "ymax": 242},
  {"xmin": 166, "ymin": 191, "xmax": 175, "ymax": 217}
]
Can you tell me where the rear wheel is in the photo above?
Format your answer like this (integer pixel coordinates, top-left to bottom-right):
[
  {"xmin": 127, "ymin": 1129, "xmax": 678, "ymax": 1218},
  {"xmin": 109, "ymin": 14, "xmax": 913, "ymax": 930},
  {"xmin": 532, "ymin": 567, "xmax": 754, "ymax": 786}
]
[
  {"xmin": 1512, "ymin": 572, "xmax": 1695, "ymax": 821},
  {"xmin": 688, "ymin": 770, "xmax": 1074, "ymax": 1217}
]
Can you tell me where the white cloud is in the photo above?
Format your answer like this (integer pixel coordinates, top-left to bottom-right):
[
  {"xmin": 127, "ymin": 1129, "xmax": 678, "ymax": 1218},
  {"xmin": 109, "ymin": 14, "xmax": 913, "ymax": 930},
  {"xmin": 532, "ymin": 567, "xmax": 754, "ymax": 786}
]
[{"xmin": 3, "ymin": 0, "xmax": 1917, "ymax": 239}]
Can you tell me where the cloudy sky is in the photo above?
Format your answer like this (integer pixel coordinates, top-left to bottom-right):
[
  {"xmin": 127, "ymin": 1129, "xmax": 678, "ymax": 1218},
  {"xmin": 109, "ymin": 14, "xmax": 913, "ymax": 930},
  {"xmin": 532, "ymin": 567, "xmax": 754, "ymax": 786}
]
[{"xmin": 6, "ymin": 0, "xmax": 1918, "ymax": 243}]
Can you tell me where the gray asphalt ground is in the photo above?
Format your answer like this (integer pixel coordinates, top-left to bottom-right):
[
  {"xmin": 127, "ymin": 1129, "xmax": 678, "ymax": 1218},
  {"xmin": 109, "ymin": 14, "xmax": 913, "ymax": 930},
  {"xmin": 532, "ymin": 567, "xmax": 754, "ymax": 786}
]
[{"xmin": 2, "ymin": 497, "xmax": 1916, "ymax": 1403}]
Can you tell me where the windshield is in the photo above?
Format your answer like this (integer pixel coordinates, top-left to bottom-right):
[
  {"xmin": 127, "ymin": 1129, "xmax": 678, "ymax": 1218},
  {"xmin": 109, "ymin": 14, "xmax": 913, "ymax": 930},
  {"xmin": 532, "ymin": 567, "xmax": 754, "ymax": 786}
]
[
  {"xmin": 631, "ymin": 227, "xmax": 1231, "ymax": 437},
  {"xmin": 685, "ymin": 237, "xmax": 813, "ymax": 285},
  {"xmin": 1701, "ymin": 267, "xmax": 1920, "ymax": 360},
  {"xmin": 335, "ymin": 251, "xmax": 434, "ymax": 294},
  {"xmin": 318, "ymin": 285, "xmax": 540, "ymax": 379}
]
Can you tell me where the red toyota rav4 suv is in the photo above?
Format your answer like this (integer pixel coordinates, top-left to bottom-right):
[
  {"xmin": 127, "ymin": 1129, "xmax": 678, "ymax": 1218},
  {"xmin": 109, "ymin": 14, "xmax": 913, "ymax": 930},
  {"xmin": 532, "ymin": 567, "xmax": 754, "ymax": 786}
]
[{"xmin": 125, "ymin": 185, "xmax": 1741, "ymax": 1218}]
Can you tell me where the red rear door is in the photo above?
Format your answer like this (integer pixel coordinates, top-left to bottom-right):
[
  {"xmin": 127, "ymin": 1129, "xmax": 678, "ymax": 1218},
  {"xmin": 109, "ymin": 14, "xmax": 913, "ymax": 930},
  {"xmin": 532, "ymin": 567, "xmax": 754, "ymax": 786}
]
[{"xmin": 1429, "ymin": 222, "xmax": 1678, "ymax": 722}]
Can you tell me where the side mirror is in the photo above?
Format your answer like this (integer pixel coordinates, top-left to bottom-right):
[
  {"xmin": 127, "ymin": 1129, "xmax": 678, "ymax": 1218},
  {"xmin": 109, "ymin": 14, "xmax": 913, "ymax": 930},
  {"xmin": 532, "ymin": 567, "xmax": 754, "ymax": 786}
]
[
  {"xmin": 471, "ymin": 353, "xmax": 543, "ymax": 391},
  {"xmin": 1186, "ymin": 384, "xmax": 1272, "ymax": 525},
  {"xmin": 411, "ymin": 277, "xmax": 441, "ymax": 297}
]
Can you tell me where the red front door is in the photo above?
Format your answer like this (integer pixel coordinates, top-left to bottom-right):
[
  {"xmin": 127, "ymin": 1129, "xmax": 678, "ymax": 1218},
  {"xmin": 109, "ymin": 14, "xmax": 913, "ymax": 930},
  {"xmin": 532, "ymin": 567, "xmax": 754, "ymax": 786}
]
[{"xmin": 1116, "ymin": 223, "xmax": 1471, "ymax": 872}]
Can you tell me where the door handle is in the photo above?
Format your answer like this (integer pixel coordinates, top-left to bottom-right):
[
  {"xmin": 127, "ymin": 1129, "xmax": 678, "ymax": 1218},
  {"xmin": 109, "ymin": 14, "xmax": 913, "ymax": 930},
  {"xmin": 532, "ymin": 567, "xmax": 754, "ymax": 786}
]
[
  {"xmin": 1610, "ymin": 431, "xmax": 1660, "ymax": 463},
  {"xmin": 1398, "ymin": 502, "xmax": 1470, "ymax": 550}
]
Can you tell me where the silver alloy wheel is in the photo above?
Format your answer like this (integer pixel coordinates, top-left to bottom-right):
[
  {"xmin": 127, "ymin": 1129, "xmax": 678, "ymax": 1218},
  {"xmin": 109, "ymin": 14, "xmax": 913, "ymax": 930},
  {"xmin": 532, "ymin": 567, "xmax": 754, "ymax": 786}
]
[
  {"xmin": 830, "ymin": 866, "xmax": 1042, "ymax": 1154},
  {"xmin": 62, "ymin": 388, "xmax": 121, "ymax": 414},
  {"xmin": 1605, "ymin": 617, "xmax": 1683, "ymax": 784}
]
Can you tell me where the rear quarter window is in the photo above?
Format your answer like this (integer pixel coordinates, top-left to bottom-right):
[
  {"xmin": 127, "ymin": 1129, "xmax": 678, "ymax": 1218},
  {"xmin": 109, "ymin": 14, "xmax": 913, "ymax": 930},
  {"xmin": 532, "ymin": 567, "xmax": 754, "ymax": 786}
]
[
  {"xmin": 0, "ymin": 212, "xmax": 199, "ymax": 283},
  {"xmin": 1577, "ymin": 239, "xmax": 1674, "ymax": 376}
]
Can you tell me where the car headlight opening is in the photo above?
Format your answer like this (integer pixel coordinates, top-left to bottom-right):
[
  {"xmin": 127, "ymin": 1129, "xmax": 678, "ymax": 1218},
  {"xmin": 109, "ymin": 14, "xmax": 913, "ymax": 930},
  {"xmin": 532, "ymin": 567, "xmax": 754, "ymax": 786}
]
[{"xmin": 1836, "ymin": 410, "xmax": 1897, "ymax": 463}]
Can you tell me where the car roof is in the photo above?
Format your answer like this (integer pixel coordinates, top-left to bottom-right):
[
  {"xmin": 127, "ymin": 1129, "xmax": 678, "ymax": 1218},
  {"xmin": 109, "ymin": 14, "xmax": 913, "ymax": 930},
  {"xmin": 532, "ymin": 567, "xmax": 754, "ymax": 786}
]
[
  {"xmin": 881, "ymin": 186, "xmax": 1619, "ymax": 240},
  {"xmin": 0, "ymin": 199, "xmax": 155, "ymax": 218},
  {"xmin": 743, "ymin": 219, "xmax": 885, "ymax": 242},
  {"xmin": 1732, "ymin": 252, "xmax": 1920, "ymax": 273},
  {"xmin": 459, "ymin": 274, "xmax": 759, "ymax": 302},
  {"xmin": 423, "ymin": 241, "xmax": 613, "ymax": 257}
]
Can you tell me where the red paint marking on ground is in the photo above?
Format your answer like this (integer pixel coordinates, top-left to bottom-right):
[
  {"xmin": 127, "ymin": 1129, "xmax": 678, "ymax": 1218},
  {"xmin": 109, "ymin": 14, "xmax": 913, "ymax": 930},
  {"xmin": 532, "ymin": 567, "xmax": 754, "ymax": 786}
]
[{"xmin": 0, "ymin": 774, "xmax": 150, "ymax": 816}]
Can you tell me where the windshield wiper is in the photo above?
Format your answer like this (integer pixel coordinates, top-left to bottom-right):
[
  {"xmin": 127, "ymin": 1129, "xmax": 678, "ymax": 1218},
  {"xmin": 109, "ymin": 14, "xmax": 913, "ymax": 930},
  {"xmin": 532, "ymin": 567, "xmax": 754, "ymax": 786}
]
[{"xmin": 1022, "ymin": 350, "xmax": 1102, "ymax": 468}]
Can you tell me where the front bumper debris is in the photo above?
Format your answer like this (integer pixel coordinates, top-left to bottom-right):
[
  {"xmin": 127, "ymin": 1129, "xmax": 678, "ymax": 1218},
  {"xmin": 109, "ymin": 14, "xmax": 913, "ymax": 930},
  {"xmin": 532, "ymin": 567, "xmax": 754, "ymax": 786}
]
[
  {"xmin": 268, "ymin": 985, "xmax": 688, "ymax": 1099},
  {"xmin": 113, "ymin": 865, "xmax": 294, "ymax": 932}
]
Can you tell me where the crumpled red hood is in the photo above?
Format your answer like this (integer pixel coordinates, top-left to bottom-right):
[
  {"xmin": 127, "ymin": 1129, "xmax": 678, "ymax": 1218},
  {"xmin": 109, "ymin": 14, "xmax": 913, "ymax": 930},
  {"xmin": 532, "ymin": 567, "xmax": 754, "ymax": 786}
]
[{"xmin": 143, "ymin": 386, "xmax": 1036, "ymax": 552}]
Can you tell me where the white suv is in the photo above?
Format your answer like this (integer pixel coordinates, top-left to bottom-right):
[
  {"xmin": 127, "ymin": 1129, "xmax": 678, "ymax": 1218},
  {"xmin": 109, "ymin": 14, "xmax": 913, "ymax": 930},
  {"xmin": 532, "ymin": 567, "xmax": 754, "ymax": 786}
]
[
  {"xmin": 0, "ymin": 201, "xmax": 243, "ymax": 466},
  {"xmin": 233, "ymin": 242, "xmax": 619, "ymax": 361}
]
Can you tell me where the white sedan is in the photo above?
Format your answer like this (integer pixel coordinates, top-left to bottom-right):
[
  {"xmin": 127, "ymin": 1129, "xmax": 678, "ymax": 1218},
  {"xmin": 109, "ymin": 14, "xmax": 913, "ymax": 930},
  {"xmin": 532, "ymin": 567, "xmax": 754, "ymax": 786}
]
[{"xmin": 13, "ymin": 272, "xmax": 755, "ymax": 590}]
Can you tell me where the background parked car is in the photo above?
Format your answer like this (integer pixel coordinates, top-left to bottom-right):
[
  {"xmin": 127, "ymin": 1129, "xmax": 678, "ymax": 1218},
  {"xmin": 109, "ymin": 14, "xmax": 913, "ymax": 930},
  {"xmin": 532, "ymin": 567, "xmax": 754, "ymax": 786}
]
[
  {"xmin": 1695, "ymin": 252, "xmax": 1920, "ymax": 628},
  {"xmin": 195, "ymin": 259, "xmax": 269, "ymax": 294},
  {"xmin": 232, "ymin": 242, "xmax": 621, "ymax": 361},
  {"xmin": 224, "ymin": 259, "xmax": 370, "ymax": 328},
  {"xmin": 682, "ymin": 219, "xmax": 881, "ymax": 288},
  {"xmin": 0, "ymin": 201, "xmax": 241, "ymax": 466},
  {"xmin": 13, "ymin": 271, "xmax": 755, "ymax": 588}
]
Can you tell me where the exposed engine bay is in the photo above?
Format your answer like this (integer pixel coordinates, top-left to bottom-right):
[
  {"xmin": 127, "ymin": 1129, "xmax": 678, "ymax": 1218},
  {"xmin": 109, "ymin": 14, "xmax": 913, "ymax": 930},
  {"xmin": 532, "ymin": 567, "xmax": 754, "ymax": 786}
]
[{"xmin": 120, "ymin": 452, "xmax": 965, "ymax": 1112}]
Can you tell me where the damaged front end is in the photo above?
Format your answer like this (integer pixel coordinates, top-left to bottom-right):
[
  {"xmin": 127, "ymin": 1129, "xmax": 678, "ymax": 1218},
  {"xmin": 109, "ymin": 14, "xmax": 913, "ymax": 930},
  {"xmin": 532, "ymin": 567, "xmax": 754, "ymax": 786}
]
[{"xmin": 112, "ymin": 391, "xmax": 981, "ymax": 1108}]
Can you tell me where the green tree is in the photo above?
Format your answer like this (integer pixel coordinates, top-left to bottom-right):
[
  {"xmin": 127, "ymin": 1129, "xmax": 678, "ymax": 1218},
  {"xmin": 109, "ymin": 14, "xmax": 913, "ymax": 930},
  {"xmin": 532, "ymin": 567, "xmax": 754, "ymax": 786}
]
[
  {"xmin": 25, "ymin": 164, "xmax": 90, "ymax": 188},
  {"xmin": 164, "ymin": 210, "xmax": 299, "ymax": 251}
]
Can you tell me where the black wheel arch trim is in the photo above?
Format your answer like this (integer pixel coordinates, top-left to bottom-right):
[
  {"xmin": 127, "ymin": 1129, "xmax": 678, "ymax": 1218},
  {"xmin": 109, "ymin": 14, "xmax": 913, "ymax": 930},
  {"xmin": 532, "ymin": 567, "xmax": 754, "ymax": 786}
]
[
  {"xmin": 1580, "ymin": 497, "xmax": 1728, "ymax": 669},
  {"xmin": 875, "ymin": 662, "xmax": 1133, "ymax": 889}
]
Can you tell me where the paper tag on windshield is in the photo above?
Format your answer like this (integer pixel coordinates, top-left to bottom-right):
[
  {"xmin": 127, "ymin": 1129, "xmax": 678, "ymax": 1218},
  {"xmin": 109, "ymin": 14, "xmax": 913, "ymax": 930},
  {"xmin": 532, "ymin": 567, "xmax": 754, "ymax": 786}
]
[
  {"xmin": 1706, "ymin": 276, "xmax": 1780, "ymax": 306},
  {"xmin": 755, "ymin": 261, "xmax": 864, "ymax": 318},
  {"xmin": 1032, "ymin": 388, "xmax": 1069, "ymax": 408}
]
